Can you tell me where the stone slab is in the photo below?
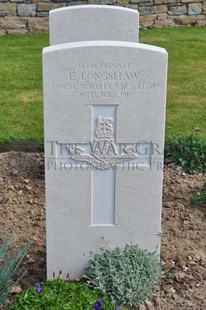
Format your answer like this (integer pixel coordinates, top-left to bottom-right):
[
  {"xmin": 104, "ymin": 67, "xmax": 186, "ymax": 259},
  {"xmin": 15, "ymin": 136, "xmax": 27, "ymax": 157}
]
[
  {"xmin": 43, "ymin": 41, "xmax": 167, "ymax": 279},
  {"xmin": 188, "ymin": 3, "xmax": 202, "ymax": 15},
  {"xmin": 49, "ymin": 5, "xmax": 139, "ymax": 45},
  {"xmin": 28, "ymin": 17, "xmax": 49, "ymax": 33},
  {"xmin": 17, "ymin": 4, "xmax": 36, "ymax": 17},
  {"xmin": 0, "ymin": 3, "xmax": 16, "ymax": 11}
]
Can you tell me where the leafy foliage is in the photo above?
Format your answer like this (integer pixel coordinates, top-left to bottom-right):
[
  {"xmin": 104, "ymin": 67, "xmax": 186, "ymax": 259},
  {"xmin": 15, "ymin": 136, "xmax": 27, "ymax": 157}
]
[
  {"xmin": 10, "ymin": 279, "xmax": 123, "ymax": 310},
  {"xmin": 84, "ymin": 244, "xmax": 162, "ymax": 308},
  {"xmin": 191, "ymin": 182, "xmax": 206, "ymax": 206},
  {"xmin": 164, "ymin": 135, "xmax": 206, "ymax": 174},
  {"xmin": 0, "ymin": 230, "xmax": 30, "ymax": 305}
]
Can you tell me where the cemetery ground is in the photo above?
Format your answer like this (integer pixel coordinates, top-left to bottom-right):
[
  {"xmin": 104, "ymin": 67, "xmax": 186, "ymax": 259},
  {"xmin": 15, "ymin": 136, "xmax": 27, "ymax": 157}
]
[
  {"xmin": 0, "ymin": 151, "xmax": 206, "ymax": 309},
  {"xmin": 0, "ymin": 27, "xmax": 206, "ymax": 309}
]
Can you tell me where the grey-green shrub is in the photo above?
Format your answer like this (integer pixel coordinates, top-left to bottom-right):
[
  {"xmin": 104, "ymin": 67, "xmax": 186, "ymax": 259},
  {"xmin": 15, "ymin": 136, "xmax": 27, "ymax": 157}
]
[
  {"xmin": 0, "ymin": 230, "xmax": 30, "ymax": 305},
  {"xmin": 84, "ymin": 244, "xmax": 162, "ymax": 308}
]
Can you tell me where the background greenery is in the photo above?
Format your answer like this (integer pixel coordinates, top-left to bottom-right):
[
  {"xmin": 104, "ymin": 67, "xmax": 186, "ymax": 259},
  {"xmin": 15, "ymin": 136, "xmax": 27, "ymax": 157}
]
[
  {"xmin": 0, "ymin": 34, "xmax": 48, "ymax": 148},
  {"xmin": 140, "ymin": 27, "xmax": 206, "ymax": 141},
  {"xmin": 0, "ymin": 27, "xmax": 206, "ymax": 149}
]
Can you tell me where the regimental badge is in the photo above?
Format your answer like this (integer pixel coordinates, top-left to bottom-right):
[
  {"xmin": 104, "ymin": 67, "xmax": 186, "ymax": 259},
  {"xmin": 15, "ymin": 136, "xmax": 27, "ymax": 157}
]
[{"xmin": 67, "ymin": 116, "xmax": 138, "ymax": 170}]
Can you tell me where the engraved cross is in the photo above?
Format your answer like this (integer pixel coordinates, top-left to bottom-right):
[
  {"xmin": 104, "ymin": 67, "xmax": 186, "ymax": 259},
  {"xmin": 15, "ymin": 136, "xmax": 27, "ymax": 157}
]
[{"xmin": 57, "ymin": 105, "xmax": 150, "ymax": 225}]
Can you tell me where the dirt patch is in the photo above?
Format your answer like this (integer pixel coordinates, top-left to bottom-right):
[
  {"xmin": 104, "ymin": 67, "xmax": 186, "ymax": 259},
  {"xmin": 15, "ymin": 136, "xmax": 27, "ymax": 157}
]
[{"xmin": 0, "ymin": 151, "xmax": 206, "ymax": 309}]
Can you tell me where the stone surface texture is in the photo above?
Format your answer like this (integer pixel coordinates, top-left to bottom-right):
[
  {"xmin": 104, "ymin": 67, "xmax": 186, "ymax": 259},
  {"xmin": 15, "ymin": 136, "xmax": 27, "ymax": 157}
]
[
  {"xmin": 188, "ymin": 2, "xmax": 202, "ymax": 14},
  {"xmin": 17, "ymin": 4, "xmax": 36, "ymax": 17},
  {"xmin": 0, "ymin": 1, "xmax": 205, "ymax": 34},
  {"xmin": 43, "ymin": 7, "xmax": 167, "ymax": 277}
]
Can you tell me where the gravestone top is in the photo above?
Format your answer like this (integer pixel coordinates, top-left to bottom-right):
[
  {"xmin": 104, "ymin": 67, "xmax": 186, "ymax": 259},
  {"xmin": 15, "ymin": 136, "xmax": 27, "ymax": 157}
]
[{"xmin": 49, "ymin": 5, "xmax": 139, "ymax": 45}]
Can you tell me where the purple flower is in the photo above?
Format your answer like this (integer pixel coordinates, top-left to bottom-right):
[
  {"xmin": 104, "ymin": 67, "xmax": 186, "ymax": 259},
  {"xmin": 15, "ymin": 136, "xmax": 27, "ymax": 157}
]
[
  {"xmin": 115, "ymin": 307, "xmax": 120, "ymax": 310},
  {"xmin": 97, "ymin": 299, "xmax": 103, "ymax": 308},
  {"xmin": 35, "ymin": 283, "xmax": 42, "ymax": 293},
  {"xmin": 94, "ymin": 299, "xmax": 103, "ymax": 310}
]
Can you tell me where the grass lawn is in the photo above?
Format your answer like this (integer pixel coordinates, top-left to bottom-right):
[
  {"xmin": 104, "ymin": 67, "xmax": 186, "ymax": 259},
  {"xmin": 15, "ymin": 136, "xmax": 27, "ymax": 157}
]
[
  {"xmin": 140, "ymin": 27, "xmax": 206, "ymax": 141},
  {"xmin": 0, "ymin": 34, "xmax": 49, "ymax": 149},
  {"xmin": 0, "ymin": 27, "xmax": 205, "ymax": 149}
]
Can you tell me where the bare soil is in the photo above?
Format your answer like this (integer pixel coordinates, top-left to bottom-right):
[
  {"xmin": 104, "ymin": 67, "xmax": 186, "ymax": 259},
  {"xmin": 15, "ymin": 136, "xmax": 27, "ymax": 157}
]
[{"xmin": 0, "ymin": 151, "xmax": 206, "ymax": 310}]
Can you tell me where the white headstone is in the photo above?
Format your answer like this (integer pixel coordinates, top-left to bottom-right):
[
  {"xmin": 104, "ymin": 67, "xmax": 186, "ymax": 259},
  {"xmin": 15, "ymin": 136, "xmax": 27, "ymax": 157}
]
[
  {"xmin": 43, "ymin": 7, "xmax": 168, "ymax": 280},
  {"xmin": 49, "ymin": 5, "xmax": 139, "ymax": 45}
]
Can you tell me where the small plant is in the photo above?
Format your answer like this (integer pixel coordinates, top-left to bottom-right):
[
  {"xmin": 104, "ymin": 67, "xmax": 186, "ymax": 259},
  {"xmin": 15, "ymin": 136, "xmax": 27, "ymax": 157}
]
[
  {"xmin": 164, "ymin": 135, "xmax": 206, "ymax": 174},
  {"xmin": 0, "ymin": 229, "xmax": 31, "ymax": 305},
  {"xmin": 84, "ymin": 244, "xmax": 162, "ymax": 308},
  {"xmin": 10, "ymin": 279, "xmax": 123, "ymax": 310},
  {"xmin": 191, "ymin": 182, "xmax": 206, "ymax": 206}
]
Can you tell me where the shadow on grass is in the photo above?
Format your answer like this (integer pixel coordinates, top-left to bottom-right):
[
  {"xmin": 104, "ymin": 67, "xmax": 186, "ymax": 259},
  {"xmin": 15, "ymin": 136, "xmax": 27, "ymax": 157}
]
[{"xmin": 0, "ymin": 139, "xmax": 44, "ymax": 153}]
